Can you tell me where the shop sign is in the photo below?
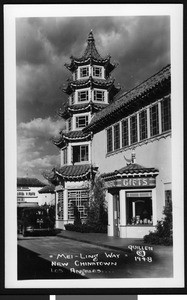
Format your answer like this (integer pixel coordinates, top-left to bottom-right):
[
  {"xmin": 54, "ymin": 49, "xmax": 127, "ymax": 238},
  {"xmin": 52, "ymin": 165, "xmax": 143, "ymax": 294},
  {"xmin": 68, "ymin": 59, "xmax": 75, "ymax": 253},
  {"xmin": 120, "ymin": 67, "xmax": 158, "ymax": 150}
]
[{"xmin": 105, "ymin": 177, "xmax": 156, "ymax": 188}]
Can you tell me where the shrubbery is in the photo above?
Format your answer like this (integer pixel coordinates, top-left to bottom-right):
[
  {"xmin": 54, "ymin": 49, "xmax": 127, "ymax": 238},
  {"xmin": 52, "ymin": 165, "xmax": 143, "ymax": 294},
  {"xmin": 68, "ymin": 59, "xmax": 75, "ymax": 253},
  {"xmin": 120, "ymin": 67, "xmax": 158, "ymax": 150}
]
[
  {"xmin": 65, "ymin": 175, "xmax": 108, "ymax": 233},
  {"xmin": 143, "ymin": 202, "xmax": 173, "ymax": 246}
]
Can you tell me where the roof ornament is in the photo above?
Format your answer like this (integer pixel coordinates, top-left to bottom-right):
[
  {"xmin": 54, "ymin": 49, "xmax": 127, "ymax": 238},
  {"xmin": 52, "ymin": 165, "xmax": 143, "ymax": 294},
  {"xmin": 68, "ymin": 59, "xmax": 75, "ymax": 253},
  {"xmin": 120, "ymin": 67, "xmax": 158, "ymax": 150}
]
[
  {"xmin": 87, "ymin": 29, "xmax": 94, "ymax": 42},
  {"xmin": 123, "ymin": 149, "xmax": 136, "ymax": 165}
]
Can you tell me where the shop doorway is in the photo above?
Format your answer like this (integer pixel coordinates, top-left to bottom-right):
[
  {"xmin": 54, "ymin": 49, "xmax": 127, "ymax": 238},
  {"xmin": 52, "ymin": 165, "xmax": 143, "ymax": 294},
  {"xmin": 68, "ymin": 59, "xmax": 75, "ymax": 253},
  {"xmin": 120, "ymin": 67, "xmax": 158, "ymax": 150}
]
[{"xmin": 113, "ymin": 193, "xmax": 120, "ymax": 237}]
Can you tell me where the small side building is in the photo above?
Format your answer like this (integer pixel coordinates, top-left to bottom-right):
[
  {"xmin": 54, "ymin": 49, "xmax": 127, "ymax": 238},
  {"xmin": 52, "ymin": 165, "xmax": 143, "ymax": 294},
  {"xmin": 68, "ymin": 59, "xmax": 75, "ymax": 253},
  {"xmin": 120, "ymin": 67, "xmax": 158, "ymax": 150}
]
[
  {"xmin": 38, "ymin": 185, "xmax": 56, "ymax": 206},
  {"xmin": 17, "ymin": 177, "xmax": 46, "ymax": 207}
]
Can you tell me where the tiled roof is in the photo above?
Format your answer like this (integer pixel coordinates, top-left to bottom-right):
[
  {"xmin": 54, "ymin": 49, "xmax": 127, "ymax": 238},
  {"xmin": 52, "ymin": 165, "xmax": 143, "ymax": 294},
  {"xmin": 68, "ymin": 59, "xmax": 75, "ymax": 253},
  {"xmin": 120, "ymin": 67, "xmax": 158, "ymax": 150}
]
[
  {"xmin": 55, "ymin": 164, "xmax": 97, "ymax": 181},
  {"xmin": 17, "ymin": 177, "xmax": 46, "ymax": 187},
  {"xmin": 84, "ymin": 65, "xmax": 171, "ymax": 133},
  {"xmin": 64, "ymin": 31, "xmax": 116, "ymax": 73},
  {"xmin": 38, "ymin": 185, "xmax": 55, "ymax": 194},
  {"xmin": 102, "ymin": 163, "xmax": 159, "ymax": 179},
  {"xmin": 62, "ymin": 77, "xmax": 119, "ymax": 95},
  {"xmin": 53, "ymin": 130, "xmax": 92, "ymax": 148},
  {"xmin": 58, "ymin": 102, "xmax": 109, "ymax": 119}
]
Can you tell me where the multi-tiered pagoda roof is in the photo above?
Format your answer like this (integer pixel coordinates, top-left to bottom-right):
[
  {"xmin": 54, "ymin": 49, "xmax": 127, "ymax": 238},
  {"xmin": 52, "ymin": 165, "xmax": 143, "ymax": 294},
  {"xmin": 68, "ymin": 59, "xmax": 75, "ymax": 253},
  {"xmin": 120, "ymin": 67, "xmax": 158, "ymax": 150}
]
[{"xmin": 64, "ymin": 30, "xmax": 118, "ymax": 76}]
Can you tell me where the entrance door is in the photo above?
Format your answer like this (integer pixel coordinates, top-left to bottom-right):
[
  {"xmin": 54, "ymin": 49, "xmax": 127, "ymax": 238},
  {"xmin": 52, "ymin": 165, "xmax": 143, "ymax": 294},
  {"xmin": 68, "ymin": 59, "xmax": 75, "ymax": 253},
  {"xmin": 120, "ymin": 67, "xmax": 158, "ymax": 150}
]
[{"xmin": 113, "ymin": 193, "xmax": 120, "ymax": 237}]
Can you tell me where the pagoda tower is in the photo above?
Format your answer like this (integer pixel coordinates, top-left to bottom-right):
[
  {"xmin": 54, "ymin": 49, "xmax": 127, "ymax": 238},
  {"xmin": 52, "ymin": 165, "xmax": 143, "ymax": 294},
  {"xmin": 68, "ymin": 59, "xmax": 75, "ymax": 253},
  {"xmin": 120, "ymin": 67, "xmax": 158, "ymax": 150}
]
[{"xmin": 49, "ymin": 31, "xmax": 120, "ymax": 229}]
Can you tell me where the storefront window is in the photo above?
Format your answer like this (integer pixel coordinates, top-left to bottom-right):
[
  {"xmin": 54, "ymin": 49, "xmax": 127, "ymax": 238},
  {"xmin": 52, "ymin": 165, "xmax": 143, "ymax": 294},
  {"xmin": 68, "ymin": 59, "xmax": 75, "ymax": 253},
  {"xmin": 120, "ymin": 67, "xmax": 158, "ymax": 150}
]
[
  {"xmin": 68, "ymin": 189, "xmax": 89, "ymax": 220},
  {"xmin": 126, "ymin": 192, "xmax": 153, "ymax": 225}
]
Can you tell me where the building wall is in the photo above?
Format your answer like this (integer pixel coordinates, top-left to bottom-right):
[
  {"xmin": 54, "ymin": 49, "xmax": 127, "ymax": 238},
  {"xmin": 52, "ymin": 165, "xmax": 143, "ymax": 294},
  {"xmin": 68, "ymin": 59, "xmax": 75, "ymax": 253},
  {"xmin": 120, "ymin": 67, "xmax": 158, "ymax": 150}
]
[{"xmin": 92, "ymin": 130, "xmax": 171, "ymax": 221}]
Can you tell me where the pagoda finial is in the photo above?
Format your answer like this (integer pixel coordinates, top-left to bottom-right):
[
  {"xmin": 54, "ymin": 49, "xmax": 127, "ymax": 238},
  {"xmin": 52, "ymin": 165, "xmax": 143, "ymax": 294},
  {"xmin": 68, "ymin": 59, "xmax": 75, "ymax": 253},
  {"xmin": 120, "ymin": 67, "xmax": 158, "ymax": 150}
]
[{"xmin": 87, "ymin": 30, "xmax": 94, "ymax": 43}]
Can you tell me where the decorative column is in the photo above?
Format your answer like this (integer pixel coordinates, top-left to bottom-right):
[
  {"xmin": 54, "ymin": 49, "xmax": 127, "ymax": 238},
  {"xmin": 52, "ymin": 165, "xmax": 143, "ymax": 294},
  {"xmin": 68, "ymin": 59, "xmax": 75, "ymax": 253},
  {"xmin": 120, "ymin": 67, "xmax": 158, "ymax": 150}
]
[
  {"xmin": 152, "ymin": 187, "xmax": 157, "ymax": 226},
  {"xmin": 106, "ymin": 191, "xmax": 114, "ymax": 236},
  {"xmin": 63, "ymin": 188, "xmax": 68, "ymax": 227},
  {"xmin": 119, "ymin": 189, "xmax": 127, "ymax": 238}
]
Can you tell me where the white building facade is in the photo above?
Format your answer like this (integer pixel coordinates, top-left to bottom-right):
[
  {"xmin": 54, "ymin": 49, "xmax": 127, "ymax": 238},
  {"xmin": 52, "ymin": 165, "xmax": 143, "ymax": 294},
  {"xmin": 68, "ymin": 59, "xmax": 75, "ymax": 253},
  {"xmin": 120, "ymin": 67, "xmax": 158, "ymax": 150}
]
[{"xmin": 84, "ymin": 65, "xmax": 171, "ymax": 238}]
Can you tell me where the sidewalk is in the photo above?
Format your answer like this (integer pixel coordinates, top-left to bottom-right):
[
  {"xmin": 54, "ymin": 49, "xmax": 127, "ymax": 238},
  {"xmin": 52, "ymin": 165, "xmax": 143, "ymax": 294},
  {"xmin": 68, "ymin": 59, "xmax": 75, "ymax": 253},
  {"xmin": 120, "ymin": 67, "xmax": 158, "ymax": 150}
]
[{"xmin": 57, "ymin": 229, "xmax": 147, "ymax": 252}]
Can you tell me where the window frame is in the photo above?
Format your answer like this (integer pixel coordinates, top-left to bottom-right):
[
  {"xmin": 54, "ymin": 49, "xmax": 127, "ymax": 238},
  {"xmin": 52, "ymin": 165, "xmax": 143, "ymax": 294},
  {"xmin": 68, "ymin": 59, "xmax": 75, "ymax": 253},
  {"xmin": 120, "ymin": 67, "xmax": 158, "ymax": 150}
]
[
  {"xmin": 93, "ymin": 89, "xmax": 105, "ymax": 102},
  {"xmin": 114, "ymin": 123, "xmax": 120, "ymax": 150},
  {"xmin": 77, "ymin": 90, "xmax": 89, "ymax": 102},
  {"xmin": 75, "ymin": 115, "xmax": 89, "ymax": 129},
  {"xmin": 107, "ymin": 127, "xmax": 113, "ymax": 153},
  {"xmin": 161, "ymin": 96, "xmax": 171, "ymax": 133},
  {"xmin": 72, "ymin": 144, "xmax": 89, "ymax": 163},
  {"xmin": 150, "ymin": 103, "xmax": 159, "ymax": 137},
  {"xmin": 139, "ymin": 109, "xmax": 148, "ymax": 141},
  {"xmin": 130, "ymin": 115, "xmax": 138, "ymax": 144},
  {"xmin": 79, "ymin": 66, "xmax": 89, "ymax": 78},
  {"xmin": 93, "ymin": 66, "xmax": 102, "ymax": 78}
]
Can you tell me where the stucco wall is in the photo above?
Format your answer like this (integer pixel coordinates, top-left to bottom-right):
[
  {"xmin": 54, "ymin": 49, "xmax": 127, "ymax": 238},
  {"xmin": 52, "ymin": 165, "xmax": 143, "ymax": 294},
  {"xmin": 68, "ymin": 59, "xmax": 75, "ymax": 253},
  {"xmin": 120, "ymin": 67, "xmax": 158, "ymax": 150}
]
[{"xmin": 92, "ymin": 130, "xmax": 172, "ymax": 221}]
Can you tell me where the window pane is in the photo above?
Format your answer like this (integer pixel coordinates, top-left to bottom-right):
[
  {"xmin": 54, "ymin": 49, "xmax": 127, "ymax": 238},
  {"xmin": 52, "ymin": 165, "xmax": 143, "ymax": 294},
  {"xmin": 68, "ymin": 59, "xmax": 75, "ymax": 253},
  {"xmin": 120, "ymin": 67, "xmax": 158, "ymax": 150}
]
[
  {"xmin": 107, "ymin": 127, "xmax": 113, "ymax": 153},
  {"xmin": 81, "ymin": 145, "xmax": 88, "ymax": 161},
  {"xmin": 76, "ymin": 115, "xmax": 88, "ymax": 128},
  {"xmin": 80, "ymin": 67, "xmax": 89, "ymax": 77},
  {"xmin": 114, "ymin": 123, "xmax": 120, "ymax": 150},
  {"xmin": 78, "ymin": 91, "xmax": 89, "ymax": 102},
  {"xmin": 150, "ymin": 104, "xmax": 159, "ymax": 136},
  {"xmin": 139, "ymin": 110, "xmax": 147, "ymax": 141},
  {"xmin": 130, "ymin": 115, "xmax": 137, "ymax": 144},
  {"xmin": 161, "ymin": 97, "xmax": 171, "ymax": 132},
  {"xmin": 73, "ymin": 146, "xmax": 80, "ymax": 162},
  {"xmin": 93, "ymin": 66, "xmax": 102, "ymax": 77},
  {"xmin": 72, "ymin": 145, "xmax": 89, "ymax": 162},
  {"xmin": 126, "ymin": 196, "xmax": 153, "ymax": 225},
  {"xmin": 94, "ymin": 90, "xmax": 105, "ymax": 101},
  {"xmin": 122, "ymin": 119, "xmax": 129, "ymax": 147}
]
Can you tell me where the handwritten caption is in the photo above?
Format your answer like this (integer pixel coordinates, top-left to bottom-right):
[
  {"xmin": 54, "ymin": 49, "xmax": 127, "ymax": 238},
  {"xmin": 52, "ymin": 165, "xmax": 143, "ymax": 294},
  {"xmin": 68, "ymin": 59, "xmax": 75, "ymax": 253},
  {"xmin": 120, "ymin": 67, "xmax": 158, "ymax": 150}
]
[
  {"xmin": 128, "ymin": 244, "xmax": 154, "ymax": 262},
  {"xmin": 50, "ymin": 251, "xmax": 126, "ymax": 276}
]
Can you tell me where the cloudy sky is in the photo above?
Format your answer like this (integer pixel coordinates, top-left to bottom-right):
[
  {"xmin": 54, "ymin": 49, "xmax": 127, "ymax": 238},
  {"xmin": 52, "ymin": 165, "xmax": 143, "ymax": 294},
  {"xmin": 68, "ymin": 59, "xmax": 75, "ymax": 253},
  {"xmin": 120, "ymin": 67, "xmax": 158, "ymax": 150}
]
[{"xmin": 16, "ymin": 15, "xmax": 170, "ymax": 182}]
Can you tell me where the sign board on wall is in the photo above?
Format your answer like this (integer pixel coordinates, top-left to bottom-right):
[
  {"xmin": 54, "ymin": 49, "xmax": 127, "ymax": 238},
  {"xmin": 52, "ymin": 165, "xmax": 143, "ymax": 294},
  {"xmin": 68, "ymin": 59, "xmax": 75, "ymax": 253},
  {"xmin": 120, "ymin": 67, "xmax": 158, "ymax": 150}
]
[{"xmin": 105, "ymin": 177, "xmax": 156, "ymax": 189}]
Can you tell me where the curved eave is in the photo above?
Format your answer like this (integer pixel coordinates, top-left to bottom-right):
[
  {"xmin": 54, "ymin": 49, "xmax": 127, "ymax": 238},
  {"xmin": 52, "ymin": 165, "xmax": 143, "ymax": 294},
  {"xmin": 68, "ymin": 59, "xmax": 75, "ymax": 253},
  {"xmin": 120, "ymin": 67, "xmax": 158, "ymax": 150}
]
[
  {"xmin": 102, "ymin": 171, "xmax": 159, "ymax": 181},
  {"xmin": 58, "ymin": 103, "xmax": 108, "ymax": 119},
  {"xmin": 64, "ymin": 56, "xmax": 111, "ymax": 72},
  {"xmin": 55, "ymin": 168, "xmax": 97, "ymax": 182},
  {"xmin": 62, "ymin": 78, "xmax": 116, "ymax": 94},
  {"xmin": 52, "ymin": 132, "xmax": 92, "ymax": 149}
]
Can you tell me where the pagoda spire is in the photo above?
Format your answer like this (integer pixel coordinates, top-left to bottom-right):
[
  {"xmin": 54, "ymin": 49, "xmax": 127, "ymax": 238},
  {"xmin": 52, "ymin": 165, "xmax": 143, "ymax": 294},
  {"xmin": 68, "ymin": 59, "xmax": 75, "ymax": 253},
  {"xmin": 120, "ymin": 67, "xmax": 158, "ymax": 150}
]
[{"xmin": 82, "ymin": 30, "xmax": 103, "ymax": 61}]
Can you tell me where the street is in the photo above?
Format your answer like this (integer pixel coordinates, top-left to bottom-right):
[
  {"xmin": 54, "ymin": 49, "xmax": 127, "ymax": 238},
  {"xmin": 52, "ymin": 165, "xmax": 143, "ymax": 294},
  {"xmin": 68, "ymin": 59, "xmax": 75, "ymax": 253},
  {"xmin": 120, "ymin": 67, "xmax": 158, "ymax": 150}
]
[{"xmin": 18, "ymin": 234, "xmax": 173, "ymax": 280}]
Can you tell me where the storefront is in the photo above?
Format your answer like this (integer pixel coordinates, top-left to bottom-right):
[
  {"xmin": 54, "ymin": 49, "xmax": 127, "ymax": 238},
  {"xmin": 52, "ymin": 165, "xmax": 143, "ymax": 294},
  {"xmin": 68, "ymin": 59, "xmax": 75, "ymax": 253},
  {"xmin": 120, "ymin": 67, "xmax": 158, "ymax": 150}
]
[{"xmin": 102, "ymin": 162, "xmax": 159, "ymax": 238}]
